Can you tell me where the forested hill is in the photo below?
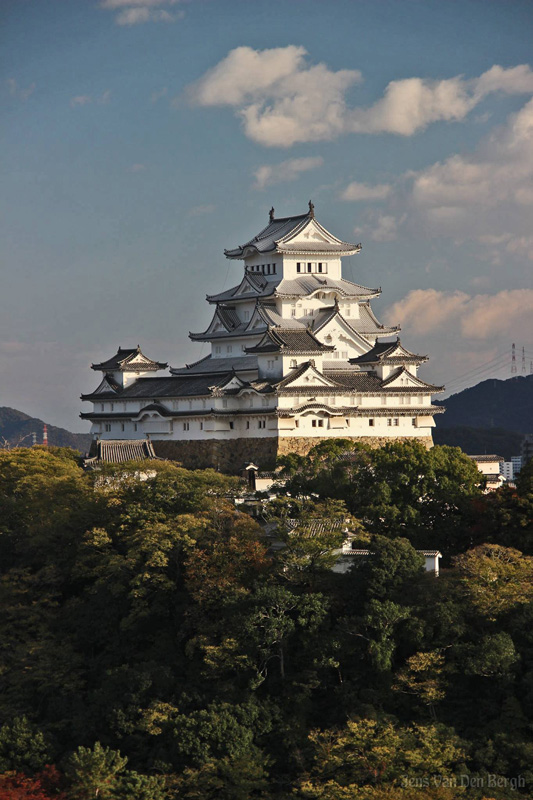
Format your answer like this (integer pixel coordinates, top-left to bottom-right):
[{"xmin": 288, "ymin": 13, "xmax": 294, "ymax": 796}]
[
  {"xmin": 0, "ymin": 407, "xmax": 92, "ymax": 453},
  {"xmin": 435, "ymin": 374, "xmax": 533, "ymax": 433}
]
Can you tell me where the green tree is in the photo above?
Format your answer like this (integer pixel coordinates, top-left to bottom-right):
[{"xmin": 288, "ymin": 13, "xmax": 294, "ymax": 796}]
[
  {"xmin": 64, "ymin": 742, "xmax": 128, "ymax": 800},
  {"xmin": 299, "ymin": 717, "xmax": 465, "ymax": 796},
  {"xmin": 114, "ymin": 771, "xmax": 169, "ymax": 800},
  {"xmin": 454, "ymin": 544, "xmax": 533, "ymax": 619},
  {"xmin": 243, "ymin": 585, "xmax": 328, "ymax": 683},
  {"xmin": 0, "ymin": 717, "xmax": 51, "ymax": 774},
  {"xmin": 280, "ymin": 441, "xmax": 482, "ymax": 554}
]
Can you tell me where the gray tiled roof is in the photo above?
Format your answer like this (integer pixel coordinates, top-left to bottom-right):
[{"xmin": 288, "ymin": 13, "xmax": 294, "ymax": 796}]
[
  {"xmin": 225, "ymin": 210, "xmax": 362, "ymax": 258},
  {"xmin": 118, "ymin": 374, "xmax": 235, "ymax": 398},
  {"xmin": 170, "ymin": 355, "xmax": 259, "ymax": 376},
  {"xmin": 207, "ymin": 275, "xmax": 379, "ymax": 304},
  {"xmin": 257, "ymin": 304, "xmax": 305, "ymax": 329},
  {"xmin": 468, "ymin": 454, "xmax": 504, "ymax": 462},
  {"xmin": 322, "ymin": 371, "xmax": 383, "ymax": 391},
  {"xmin": 88, "ymin": 439, "xmax": 157, "ymax": 465},
  {"xmin": 275, "ymin": 276, "xmax": 378, "ymax": 298},
  {"xmin": 246, "ymin": 328, "xmax": 334, "ymax": 354},
  {"xmin": 357, "ymin": 303, "xmax": 399, "ymax": 335},
  {"xmin": 350, "ymin": 340, "xmax": 426, "ymax": 364},
  {"xmin": 92, "ymin": 346, "xmax": 168, "ymax": 372},
  {"xmin": 225, "ymin": 214, "xmax": 309, "ymax": 257}
]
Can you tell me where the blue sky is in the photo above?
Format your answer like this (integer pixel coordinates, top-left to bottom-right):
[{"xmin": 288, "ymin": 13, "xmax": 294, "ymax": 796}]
[{"xmin": 2, "ymin": 0, "xmax": 533, "ymax": 430}]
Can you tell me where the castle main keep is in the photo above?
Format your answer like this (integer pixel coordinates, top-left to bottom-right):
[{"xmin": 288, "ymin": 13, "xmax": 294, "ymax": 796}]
[{"xmin": 81, "ymin": 203, "xmax": 443, "ymax": 471}]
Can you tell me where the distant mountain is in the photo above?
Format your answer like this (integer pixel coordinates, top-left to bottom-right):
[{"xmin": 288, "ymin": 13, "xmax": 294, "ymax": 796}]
[
  {"xmin": 435, "ymin": 375, "xmax": 533, "ymax": 433},
  {"xmin": 0, "ymin": 407, "xmax": 92, "ymax": 454},
  {"xmin": 433, "ymin": 426, "xmax": 523, "ymax": 461}
]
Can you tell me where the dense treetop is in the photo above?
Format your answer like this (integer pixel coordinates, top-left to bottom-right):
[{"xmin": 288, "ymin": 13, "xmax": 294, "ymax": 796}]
[{"xmin": 0, "ymin": 443, "xmax": 532, "ymax": 798}]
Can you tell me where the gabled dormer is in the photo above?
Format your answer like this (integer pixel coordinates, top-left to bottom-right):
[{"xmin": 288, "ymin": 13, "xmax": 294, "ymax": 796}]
[
  {"xmin": 350, "ymin": 339, "xmax": 427, "ymax": 379},
  {"xmin": 381, "ymin": 366, "xmax": 443, "ymax": 393},
  {"xmin": 91, "ymin": 346, "xmax": 168, "ymax": 388},
  {"xmin": 80, "ymin": 374, "xmax": 122, "ymax": 402},
  {"xmin": 313, "ymin": 303, "xmax": 375, "ymax": 360},
  {"xmin": 275, "ymin": 360, "xmax": 341, "ymax": 390},
  {"xmin": 224, "ymin": 203, "xmax": 362, "ymax": 283}
]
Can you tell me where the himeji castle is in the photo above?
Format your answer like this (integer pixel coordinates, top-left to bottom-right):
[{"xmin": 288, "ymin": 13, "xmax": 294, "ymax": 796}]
[{"xmin": 81, "ymin": 203, "xmax": 444, "ymax": 470}]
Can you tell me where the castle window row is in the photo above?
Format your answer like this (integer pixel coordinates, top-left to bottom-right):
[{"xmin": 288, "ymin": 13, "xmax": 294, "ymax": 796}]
[
  {"xmin": 249, "ymin": 263, "xmax": 277, "ymax": 275},
  {"xmin": 296, "ymin": 262, "xmax": 327, "ymax": 274}
]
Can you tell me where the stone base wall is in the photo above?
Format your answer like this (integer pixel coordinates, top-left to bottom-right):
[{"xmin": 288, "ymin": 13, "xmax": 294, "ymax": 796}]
[
  {"xmin": 277, "ymin": 435, "xmax": 434, "ymax": 457},
  {"xmin": 151, "ymin": 437, "xmax": 279, "ymax": 473},
  {"xmin": 151, "ymin": 434, "xmax": 434, "ymax": 473}
]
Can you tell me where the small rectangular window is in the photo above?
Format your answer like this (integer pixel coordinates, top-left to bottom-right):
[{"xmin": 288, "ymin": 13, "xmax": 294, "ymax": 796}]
[
  {"xmin": 105, "ymin": 423, "xmax": 111, "ymax": 432},
  {"xmin": 312, "ymin": 420, "xmax": 317, "ymax": 427},
  {"xmin": 295, "ymin": 419, "xmax": 299, "ymax": 428},
  {"xmin": 387, "ymin": 418, "xmax": 392, "ymax": 426},
  {"xmin": 227, "ymin": 345, "xmax": 232, "ymax": 353},
  {"xmin": 307, "ymin": 263, "xmax": 312, "ymax": 273},
  {"xmin": 246, "ymin": 420, "xmax": 250, "ymax": 429},
  {"xmin": 134, "ymin": 423, "xmax": 137, "ymax": 432},
  {"xmin": 222, "ymin": 399, "xmax": 228, "ymax": 408},
  {"xmin": 296, "ymin": 263, "xmax": 301, "ymax": 273},
  {"xmin": 318, "ymin": 419, "xmax": 324, "ymax": 427},
  {"xmin": 317, "ymin": 263, "xmax": 323, "ymax": 273},
  {"xmin": 183, "ymin": 422, "xmax": 189, "ymax": 431},
  {"xmin": 200, "ymin": 422, "xmax": 203, "ymax": 430},
  {"xmin": 393, "ymin": 418, "xmax": 399, "ymax": 426},
  {"xmin": 229, "ymin": 421, "xmax": 234, "ymax": 429},
  {"xmin": 369, "ymin": 419, "xmax": 375, "ymax": 427},
  {"xmin": 412, "ymin": 418, "xmax": 416, "ymax": 426},
  {"xmin": 121, "ymin": 423, "xmax": 125, "ymax": 432},
  {"xmin": 272, "ymin": 264, "xmax": 276, "ymax": 273}
]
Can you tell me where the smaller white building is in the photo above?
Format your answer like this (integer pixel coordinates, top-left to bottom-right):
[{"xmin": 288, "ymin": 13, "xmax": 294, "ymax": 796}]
[
  {"xmin": 333, "ymin": 545, "xmax": 442, "ymax": 576},
  {"xmin": 468, "ymin": 454, "xmax": 505, "ymax": 491}
]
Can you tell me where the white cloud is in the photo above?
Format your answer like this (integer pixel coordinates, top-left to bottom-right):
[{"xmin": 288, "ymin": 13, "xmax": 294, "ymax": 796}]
[
  {"xmin": 100, "ymin": 0, "xmax": 182, "ymax": 25},
  {"xmin": 341, "ymin": 181, "xmax": 391, "ymax": 201},
  {"xmin": 70, "ymin": 95, "xmax": 92, "ymax": 107},
  {"xmin": 187, "ymin": 47, "xmax": 533, "ymax": 146},
  {"xmin": 7, "ymin": 78, "xmax": 36, "ymax": 101},
  {"xmin": 253, "ymin": 156, "xmax": 323, "ymax": 190},
  {"xmin": 188, "ymin": 46, "xmax": 362, "ymax": 147},
  {"xmin": 384, "ymin": 288, "xmax": 533, "ymax": 340},
  {"xmin": 369, "ymin": 214, "xmax": 400, "ymax": 241},
  {"xmin": 402, "ymin": 97, "xmax": 533, "ymax": 265},
  {"xmin": 128, "ymin": 163, "xmax": 146, "ymax": 172},
  {"xmin": 70, "ymin": 90, "xmax": 111, "ymax": 107},
  {"xmin": 351, "ymin": 97, "xmax": 533, "ymax": 270}
]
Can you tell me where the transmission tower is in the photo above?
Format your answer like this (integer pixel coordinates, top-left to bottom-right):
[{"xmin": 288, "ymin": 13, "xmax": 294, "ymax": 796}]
[
  {"xmin": 522, "ymin": 346, "xmax": 526, "ymax": 373},
  {"xmin": 511, "ymin": 343, "xmax": 517, "ymax": 374}
]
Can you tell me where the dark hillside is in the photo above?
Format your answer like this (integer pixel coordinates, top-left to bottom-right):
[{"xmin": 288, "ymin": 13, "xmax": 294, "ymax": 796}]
[
  {"xmin": 435, "ymin": 374, "xmax": 533, "ymax": 433},
  {"xmin": 0, "ymin": 407, "xmax": 92, "ymax": 453},
  {"xmin": 433, "ymin": 425, "xmax": 523, "ymax": 460}
]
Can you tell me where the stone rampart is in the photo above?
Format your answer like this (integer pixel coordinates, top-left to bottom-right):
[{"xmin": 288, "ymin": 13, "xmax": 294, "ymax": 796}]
[{"xmin": 151, "ymin": 434, "xmax": 434, "ymax": 473}]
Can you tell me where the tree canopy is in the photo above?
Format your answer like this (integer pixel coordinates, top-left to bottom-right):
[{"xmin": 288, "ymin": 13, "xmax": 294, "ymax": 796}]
[{"xmin": 0, "ymin": 445, "xmax": 531, "ymax": 799}]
